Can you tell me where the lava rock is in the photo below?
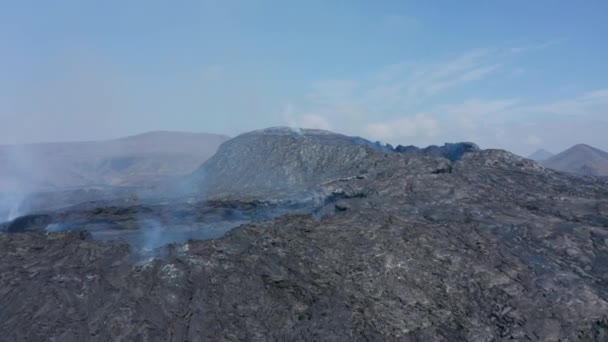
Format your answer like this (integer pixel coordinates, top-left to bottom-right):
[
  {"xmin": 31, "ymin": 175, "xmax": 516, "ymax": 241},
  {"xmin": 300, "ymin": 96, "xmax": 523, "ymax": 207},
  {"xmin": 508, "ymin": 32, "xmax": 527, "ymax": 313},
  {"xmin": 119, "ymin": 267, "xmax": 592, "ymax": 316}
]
[
  {"xmin": 395, "ymin": 142, "xmax": 480, "ymax": 161},
  {"xmin": 1, "ymin": 128, "xmax": 608, "ymax": 341}
]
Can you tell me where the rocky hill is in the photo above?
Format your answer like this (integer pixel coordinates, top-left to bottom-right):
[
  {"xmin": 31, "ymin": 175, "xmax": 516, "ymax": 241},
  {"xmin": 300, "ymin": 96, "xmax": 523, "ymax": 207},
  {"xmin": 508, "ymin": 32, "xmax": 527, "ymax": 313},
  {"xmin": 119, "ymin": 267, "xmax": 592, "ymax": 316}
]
[
  {"xmin": 191, "ymin": 127, "xmax": 476, "ymax": 197},
  {"xmin": 1, "ymin": 128, "xmax": 608, "ymax": 340},
  {"xmin": 543, "ymin": 144, "xmax": 608, "ymax": 176},
  {"xmin": 190, "ymin": 127, "xmax": 397, "ymax": 196}
]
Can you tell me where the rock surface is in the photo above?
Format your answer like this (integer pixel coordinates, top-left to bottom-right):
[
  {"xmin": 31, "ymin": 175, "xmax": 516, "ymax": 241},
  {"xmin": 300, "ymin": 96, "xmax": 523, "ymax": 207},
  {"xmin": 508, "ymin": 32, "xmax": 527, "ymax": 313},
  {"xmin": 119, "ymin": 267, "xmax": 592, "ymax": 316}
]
[
  {"xmin": 189, "ymin": 127, "xmax": 398, "ymax": 196},
  {"xmin": 2, "ymin": 128, "xmax": 608, "ymax": 341},
  {"xmin": 395, "ymin": 142, "xmax": 480, "ymax": 161}
]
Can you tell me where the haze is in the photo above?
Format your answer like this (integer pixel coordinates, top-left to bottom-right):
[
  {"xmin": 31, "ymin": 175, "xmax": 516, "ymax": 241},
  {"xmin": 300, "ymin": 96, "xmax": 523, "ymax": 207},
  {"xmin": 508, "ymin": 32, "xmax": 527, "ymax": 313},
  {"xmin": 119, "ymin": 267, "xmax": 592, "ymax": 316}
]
[{"xmin": 1, "ymin": 0, "xmax": 607, "ymax": 155}]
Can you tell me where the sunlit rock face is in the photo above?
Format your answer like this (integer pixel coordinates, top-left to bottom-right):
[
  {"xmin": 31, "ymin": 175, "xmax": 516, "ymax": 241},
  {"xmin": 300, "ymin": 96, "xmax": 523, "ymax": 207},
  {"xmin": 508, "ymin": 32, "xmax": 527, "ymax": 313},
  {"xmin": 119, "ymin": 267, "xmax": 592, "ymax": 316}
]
[{"xmin": 2, "ymin": 128, "xmax": 608, "ymax": 341}]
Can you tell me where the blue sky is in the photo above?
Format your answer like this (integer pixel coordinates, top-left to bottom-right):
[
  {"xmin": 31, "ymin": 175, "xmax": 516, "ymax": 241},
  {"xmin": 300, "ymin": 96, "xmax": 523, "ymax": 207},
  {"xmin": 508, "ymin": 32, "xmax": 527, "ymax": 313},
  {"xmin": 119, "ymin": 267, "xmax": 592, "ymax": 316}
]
[{"xmin": 1, "ymin": 0, "xmax": 607, "ymax": 155}]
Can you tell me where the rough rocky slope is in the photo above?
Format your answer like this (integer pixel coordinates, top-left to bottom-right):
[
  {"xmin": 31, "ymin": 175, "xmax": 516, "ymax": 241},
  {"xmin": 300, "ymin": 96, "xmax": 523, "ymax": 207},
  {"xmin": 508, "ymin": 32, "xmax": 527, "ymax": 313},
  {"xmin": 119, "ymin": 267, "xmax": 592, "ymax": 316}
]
[
  {"xmin": 2, "ymin": 128, "xmax": 608, "ymax": 341},
  {"xmin": 190, "ymin": 127, "xmax": 473, "ymax": 196},
  {"xmin": 190, "ymin": 127, "xmax": 395, "ymax": 196}
]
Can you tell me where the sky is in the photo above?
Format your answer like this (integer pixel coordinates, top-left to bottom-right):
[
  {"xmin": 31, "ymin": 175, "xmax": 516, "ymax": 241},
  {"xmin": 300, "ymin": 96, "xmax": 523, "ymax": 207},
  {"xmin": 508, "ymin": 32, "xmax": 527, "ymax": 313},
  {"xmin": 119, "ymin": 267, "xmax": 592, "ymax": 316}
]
[{"xmin": 1, "ymin": 0, "xmax": 607, "ymax": 156}]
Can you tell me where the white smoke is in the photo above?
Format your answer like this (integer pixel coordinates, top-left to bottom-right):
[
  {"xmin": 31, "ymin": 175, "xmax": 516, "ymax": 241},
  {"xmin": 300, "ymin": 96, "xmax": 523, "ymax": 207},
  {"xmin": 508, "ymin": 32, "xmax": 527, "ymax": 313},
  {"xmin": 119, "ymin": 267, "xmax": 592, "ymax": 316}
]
[
  {"xmin": 141, "ymin": 219, "xmax": 164, "ymax": 251},
  {"xmin": 0, "ymin": 192, "xmax": 26, "ymax": 223},
  {"xmin": 7, "ymin": 202, "xmax": 20, "ymax": 221},
  {"xmin": 7, "ymin": 192, "xmax": 27, "ymax": 221},
  {"xmin": 282, "ymin": 103, "xmax": 304, "ymax": 135},
  {"xmin": 45, "ymin": 223, "xmax": 66, "ymax": 232}
]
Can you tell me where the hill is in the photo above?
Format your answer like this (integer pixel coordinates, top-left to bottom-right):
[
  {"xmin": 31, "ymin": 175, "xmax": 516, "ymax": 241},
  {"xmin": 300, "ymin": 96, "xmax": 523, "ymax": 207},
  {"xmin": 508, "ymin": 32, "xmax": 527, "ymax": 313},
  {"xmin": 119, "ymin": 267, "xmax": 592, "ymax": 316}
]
[
  {"xmin": 543, "ymin": 144, "xmax": 608, "ymax": 176},
  {"xmin": 191, "ymin": 127, "xmax": 477, "ymax": 197},
  {"xmin": 191, "ymin": 127, "xmax": 398, "ymax": 196},
  {"xmin": 0, "ymin": 131, "xmax": 228, "ymax": 193}
]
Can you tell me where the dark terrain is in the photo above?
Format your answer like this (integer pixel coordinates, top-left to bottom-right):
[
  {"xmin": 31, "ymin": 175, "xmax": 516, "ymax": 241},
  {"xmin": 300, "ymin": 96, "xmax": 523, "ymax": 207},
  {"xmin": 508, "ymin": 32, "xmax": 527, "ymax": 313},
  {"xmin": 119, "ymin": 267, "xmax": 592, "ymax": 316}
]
[{"xmin": 2, "ymin": 128, "xmax": 608, "ymax": 341}]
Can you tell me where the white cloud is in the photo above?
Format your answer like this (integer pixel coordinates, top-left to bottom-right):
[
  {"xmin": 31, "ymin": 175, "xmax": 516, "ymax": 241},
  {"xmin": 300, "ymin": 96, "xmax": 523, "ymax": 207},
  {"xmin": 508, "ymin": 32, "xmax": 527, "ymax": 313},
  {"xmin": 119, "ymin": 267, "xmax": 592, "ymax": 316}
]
[
  {"xmin": 439, "ymin": 98, "xmax": 520, "ymax": 131},
  {"xmin": 438, "ymin": 90, "xmax": 608, "ymax": 155},
  {"xmin": 525, "ymin": 135, "xmax": 542, "ymax": 146},
  {"xmin": 359, "ymin": 49, "xmax": 502, "ymax": 107},
  {"xmin": 288, "ymin": 45, "xmax": 608, "ymax": 155},
  {"xmin": 281, "ymin": 104, "xmax": 332, "ymax": 130},
  {"xmin": 304, "ymin": 48, "xmax": 503, "ymax": 118},
  {"xmin": 424, "ymin": 64, "xmax": 500, "ymax": 95},
  {"xmin": 365, "ymin": 114, "xmax": 439, "ymax": 142},
  {"xmin": 583, "ymin": 88, "xmax": 608, "ymax": 99},
  {"xmin": 520, "ymin": 88, "xmax": 608, "ymax": 116},
  {"xmin": 299, "ymin": 113, "xmax": 332, "ymax": 130},
  {"xmin": 308, "ymin": 80, "xmax": 358, "ymax": 105},
  {"xmin": 509, "ymin": 38, "xmax": 568, "ymax": 54},
  {"xmin": 411, "ymin": 49, "xmax": 496, "ymax": 95},
  {"xmin": 291, "ymin": 48, "xmax": 509, "ymax": 144},
  {"xmin": 510, "ymin": 67, "xmax": 526, "ymax": 77}
]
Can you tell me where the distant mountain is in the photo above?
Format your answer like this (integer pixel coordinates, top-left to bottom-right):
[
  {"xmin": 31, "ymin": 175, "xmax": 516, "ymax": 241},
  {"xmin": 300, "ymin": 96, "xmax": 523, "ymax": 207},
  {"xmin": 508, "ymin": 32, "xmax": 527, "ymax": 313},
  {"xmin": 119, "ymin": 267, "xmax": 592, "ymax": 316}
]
[
  {"xmin": 0, "ymin": 131, "xmax": 228, "ymax": 193},
  {"xmin": 542, "ymin": 144, "xmax": 608, "ymax": 176},
  {"xmin": 528, "ymin": 148, "xmax": 554, "ymax": 161}
]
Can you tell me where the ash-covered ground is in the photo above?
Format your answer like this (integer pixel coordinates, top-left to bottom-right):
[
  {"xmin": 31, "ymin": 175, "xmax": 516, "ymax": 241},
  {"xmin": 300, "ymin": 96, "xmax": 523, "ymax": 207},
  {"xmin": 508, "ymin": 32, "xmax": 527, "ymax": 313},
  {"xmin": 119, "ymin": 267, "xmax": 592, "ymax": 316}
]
[{"xmin": 2, "ymin": 128, "xmax": 608, "ymax": 341}]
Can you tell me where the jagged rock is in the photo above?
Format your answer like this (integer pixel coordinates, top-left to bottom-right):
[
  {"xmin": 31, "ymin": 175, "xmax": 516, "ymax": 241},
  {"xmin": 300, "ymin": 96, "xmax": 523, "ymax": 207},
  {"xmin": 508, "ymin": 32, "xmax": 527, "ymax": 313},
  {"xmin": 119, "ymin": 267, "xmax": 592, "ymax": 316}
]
[{"xmin": 395, "ymin": 142, "xmax": 480, "ymax": 161}]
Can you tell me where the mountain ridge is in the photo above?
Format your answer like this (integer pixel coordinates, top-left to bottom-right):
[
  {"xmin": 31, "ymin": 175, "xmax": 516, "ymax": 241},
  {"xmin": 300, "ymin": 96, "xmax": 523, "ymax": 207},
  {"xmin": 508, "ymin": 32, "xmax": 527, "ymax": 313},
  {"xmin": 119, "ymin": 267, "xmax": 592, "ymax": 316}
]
[
  {"xmin": 0, "ymin": 131, "xmax": 228, "ymax": 193},
  {"xmin": 543, "ymin": 143, "xmax": 608, "ymax": 176}
]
